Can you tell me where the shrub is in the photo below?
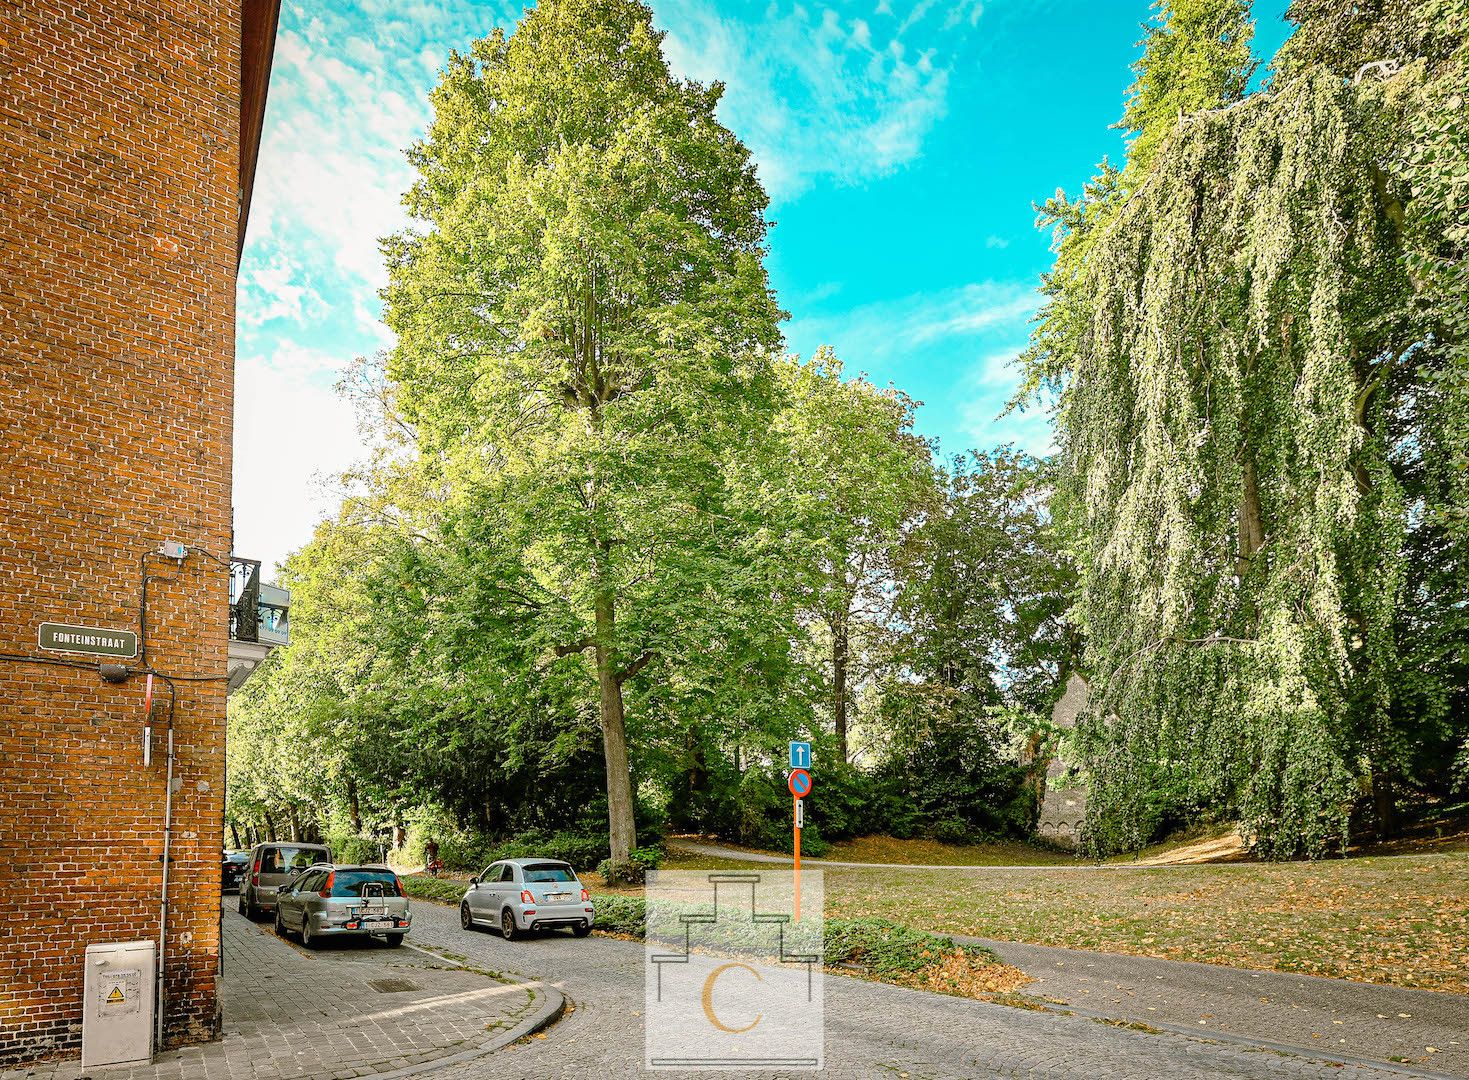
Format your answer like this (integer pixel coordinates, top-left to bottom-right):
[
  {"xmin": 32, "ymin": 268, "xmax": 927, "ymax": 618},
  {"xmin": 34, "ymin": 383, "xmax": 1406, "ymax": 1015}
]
[
  {"xmin": 933, "ymin": 818, "xmax": 970, "ymax": 845},
  {"xmin": 334, "ymin": 835, "xmax": 389, "ymax": 865},
  {"xmin": 805, "ymin": 764, "xmax": 879, "ymax": 840},
  {"xmin": 489, "ymin": 830, "xmax": 610, "ymax": 870},
  {"xmin": 597, "ymin": 845, "xmax": 663, "ymax": 886},
  {"xmin": 591, "ymin": 894, "xmax": 646, "ymax": 935},
  {"xmin": 400, "ymin": 875, "xmax": 469, "ymax": 904}
]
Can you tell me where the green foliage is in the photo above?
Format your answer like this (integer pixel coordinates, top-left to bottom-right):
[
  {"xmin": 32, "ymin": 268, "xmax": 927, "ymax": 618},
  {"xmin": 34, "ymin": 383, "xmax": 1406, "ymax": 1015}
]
[
  {"xmin": 400, "ymin": 875, "xmax": 468, "ymax": 905},
  {"xmin": 332, "ymin": 835, "xmax": 387, "ymax": 866},
  {"xmin": 823, "ymin": 919, "xmax": 999, "ymax": 977},
  {"xmin": 1021, "ymin": 0, "xmax": 1469, "ymax": 857},
  {"xmin": 589, "ymin": 893, "xmax": 647, "ymax": 935},
  {"xmin": 1120, "ymin": 0, "xmax": 1256, "ymax": 173},
  {"xmin": 596, "ymin": 846, "xmax": 663, "ymax": 885},
  {"xmin": 381, "ymin": 0, "xmax": 787, "ymax": 864}
]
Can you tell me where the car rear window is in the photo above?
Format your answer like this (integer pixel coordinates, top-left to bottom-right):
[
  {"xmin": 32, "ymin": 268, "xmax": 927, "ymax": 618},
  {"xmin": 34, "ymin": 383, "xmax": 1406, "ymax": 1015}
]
[
  {"xmin": 260, "ymin": 846, "xmax": 329, "ymax": 874},
  {"xmin": 330, "ymin": 870, "xmax": 402, "ymax": 897},
  {"xmin": 522, "ymin": 863, "xmax": 576, "ymax": 883}
]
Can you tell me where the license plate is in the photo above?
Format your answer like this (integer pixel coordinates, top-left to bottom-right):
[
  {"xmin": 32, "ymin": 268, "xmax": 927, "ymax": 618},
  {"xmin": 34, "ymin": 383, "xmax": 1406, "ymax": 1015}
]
[
  {"xmin": 357, "ymin": 902, "xmax": 386, "ymax": 916},
  {"xmin": 545, "ymin": 893, "xmax": 569, "ymax": 902}
]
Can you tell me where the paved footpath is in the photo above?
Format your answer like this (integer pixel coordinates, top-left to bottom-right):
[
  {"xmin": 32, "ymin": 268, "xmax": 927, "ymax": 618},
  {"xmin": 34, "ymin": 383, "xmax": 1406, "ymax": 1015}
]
[
  {"xmin": 404, "ymin": 897, "xmax": 1467, "ymax": 1080},
  {"xmin": 1, "ymin": 904, "xmax": 560, "ymax": 1080},
  {"xmin": 960, "ymin": 935, "xmax": 1466, "ymax": 1076}
]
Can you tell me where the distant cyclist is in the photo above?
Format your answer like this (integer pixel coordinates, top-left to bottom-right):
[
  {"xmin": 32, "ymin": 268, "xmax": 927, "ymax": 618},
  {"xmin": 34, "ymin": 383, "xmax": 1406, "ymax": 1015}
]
[{"xmin": 424, "ymin": 838, "xmax": 444, "ymax": 877}]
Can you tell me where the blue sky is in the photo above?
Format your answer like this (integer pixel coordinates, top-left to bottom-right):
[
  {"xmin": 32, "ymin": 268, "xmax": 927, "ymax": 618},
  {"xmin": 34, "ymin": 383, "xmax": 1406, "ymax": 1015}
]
[{"xmin": 235, "ymin": 0, "xmax": 1293, "ymax": 573}]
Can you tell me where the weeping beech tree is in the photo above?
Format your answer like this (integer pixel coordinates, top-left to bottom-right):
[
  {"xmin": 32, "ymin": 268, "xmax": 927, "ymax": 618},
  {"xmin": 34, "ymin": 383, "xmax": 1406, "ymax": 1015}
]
[{"xmin": 1020, "ymin": 0, "xmax": 1468, "ymax": 857}]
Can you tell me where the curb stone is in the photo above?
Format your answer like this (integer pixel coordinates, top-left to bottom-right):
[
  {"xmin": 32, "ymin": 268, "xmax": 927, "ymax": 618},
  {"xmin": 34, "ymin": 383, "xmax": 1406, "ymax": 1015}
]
[
  {"xmin": 357, "ymin": 941, "xmax": 567, "ymax": 1079},
  {"xmin": 352, "ymin": 977, "xmax": 566, "ymax": 1080}
]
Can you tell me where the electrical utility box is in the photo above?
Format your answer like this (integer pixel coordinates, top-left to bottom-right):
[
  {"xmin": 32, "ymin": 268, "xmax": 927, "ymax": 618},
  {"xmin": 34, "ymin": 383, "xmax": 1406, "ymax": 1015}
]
[{"xmin": 82, "ymin": 940, "xmax": 155, "ymax": 1068}]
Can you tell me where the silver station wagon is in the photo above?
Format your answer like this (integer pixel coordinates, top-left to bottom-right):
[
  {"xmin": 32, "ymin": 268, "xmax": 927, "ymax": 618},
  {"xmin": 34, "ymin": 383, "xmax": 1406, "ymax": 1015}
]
[
  {"xmin": 273, "ymin": 864, "xmax": 411, "ymax": 947},
  {"xmin": 460, "ymin": 858, "xmax": 594, "ymax": 939}
]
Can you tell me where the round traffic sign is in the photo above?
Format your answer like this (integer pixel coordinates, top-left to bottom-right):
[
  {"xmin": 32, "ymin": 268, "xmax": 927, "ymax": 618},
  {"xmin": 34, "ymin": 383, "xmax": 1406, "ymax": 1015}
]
[{"xmin": 788, "ymin": 769, "xmax": 812, "ymax": 798}]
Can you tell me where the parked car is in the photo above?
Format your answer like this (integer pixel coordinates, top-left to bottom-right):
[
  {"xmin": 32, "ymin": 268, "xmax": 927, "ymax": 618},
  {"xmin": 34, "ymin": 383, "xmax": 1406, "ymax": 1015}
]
[
  {"xmin": 237, "ymin": 841, "xmax": 331, "ymax": 919},
  {"xmin": 221, "ymin": 850, "xmax": 251, "ymax": 893},
  {"xmin": 273, "ymin": 863, "xmax": 411, "ymax": 948},
  {"xmin": 460, "ymin": 858, "xmax": 594, "ymax": 940}
]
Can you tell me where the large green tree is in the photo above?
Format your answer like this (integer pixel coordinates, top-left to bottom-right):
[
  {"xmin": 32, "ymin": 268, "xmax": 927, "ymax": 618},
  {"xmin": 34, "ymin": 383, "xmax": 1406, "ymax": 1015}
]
[
  {"xmin": 774, "ymin": 349, "xmax": 937, "ymax": 762},
  {"xmin": 380, "ymin": 0, "xmax": 784, "ymax": 864},
  {"xmin": 1020, "ymin": 0, "xmax": 1469, "ymax": 856}
]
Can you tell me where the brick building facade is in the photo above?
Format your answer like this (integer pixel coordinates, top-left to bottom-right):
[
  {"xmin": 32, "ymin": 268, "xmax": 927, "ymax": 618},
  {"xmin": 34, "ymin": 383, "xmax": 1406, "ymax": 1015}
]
[{"xmin": 0, "ymin": 1, "xmax": 278, "ymax": 1064}]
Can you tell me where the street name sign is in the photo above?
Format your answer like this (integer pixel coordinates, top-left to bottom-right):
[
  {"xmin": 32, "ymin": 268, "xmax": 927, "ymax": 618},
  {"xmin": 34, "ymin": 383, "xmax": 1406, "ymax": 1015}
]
[{"xmin": 38, "ymin": 622, "xmax": 137, "ymax": 659}]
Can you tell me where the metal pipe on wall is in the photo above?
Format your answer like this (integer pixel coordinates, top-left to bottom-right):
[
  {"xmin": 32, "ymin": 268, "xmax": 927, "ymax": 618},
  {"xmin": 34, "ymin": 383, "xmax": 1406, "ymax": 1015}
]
[{"xmin": 154, "ymin": 679, "xmax": 177, "ymax": 1055}]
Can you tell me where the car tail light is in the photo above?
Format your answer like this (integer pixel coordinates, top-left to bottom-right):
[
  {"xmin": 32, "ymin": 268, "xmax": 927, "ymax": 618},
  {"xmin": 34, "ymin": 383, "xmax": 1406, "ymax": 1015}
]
[
  {"xmin": 319, "ymin": 872, "xmax": 335, "ymax": 899},
  {"xmin": 580, "ymin": 888, "xmax": 589, "ymax": 903},
  {"xmin": 520, "ymin": 890, "xmax": 534, "ymax": 904},
  {"xmin": 252, "ymin": 858, "xmax": 260, "ymax": 886}
]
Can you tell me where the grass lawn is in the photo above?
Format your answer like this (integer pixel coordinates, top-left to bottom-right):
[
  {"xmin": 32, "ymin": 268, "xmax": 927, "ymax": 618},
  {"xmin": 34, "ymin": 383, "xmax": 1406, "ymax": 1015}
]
[{"xmin": 655, "ymin": 848, "xmax": 1469, "ymax": 994}]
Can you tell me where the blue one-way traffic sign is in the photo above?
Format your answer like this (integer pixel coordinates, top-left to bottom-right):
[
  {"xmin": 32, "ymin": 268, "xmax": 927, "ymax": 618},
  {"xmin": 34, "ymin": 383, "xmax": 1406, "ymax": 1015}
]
[{"xmin": 789, "ymin": 741, "xmax": 811, "ymax": 769}]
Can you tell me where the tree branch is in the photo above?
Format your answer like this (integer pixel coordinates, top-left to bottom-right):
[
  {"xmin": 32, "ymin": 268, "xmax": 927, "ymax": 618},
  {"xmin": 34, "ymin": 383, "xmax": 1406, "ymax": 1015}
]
[
  {"xmin": 616, "ymin": 650, "xmax": 656, "ymax": 684},
  {"xmin": 554, "ymin": 638, "xmax": 594, "ymax": 657}
]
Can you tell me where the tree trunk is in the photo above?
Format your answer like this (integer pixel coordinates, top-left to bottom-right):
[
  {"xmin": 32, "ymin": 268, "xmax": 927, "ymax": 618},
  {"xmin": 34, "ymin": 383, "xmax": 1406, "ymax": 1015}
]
[
  {"xmin": 595, "ymin": 589, "xmax": 638, "ymax": 864},
  {"xmin": 1236, "ymin": 454, "xmax": 1264, "ymax": 579},
  {"xmin": 227, "ymin": 820, "xmax": 242, "ymax": 849},
  {"xmin": 1372, "ymin": 770, "xmax": 1397, "ymax": 839},
  {"xmin": 347, "ymin": 776, "xmax": 362, "ymax": 834},
  {"xmin": 832, "ymin": 610, "xmax": 850, "ymax": 763},
  {"xmin": 262, "ymin": 809, "xmax": 278, "ymax": 843}
]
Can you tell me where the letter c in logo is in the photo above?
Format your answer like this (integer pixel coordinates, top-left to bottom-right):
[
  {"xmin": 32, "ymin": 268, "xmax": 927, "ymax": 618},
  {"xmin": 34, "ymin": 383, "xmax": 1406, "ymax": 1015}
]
[{"xmin": 700, "ymin": 962, "xmax": 763, "ymax": 1034}]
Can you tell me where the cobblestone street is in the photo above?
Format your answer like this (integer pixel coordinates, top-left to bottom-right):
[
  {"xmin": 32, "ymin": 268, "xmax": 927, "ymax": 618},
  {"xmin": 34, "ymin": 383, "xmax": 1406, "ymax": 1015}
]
[{"xmin": 0, "ymin": 904, "xmax": 559, "ymax": 1080}]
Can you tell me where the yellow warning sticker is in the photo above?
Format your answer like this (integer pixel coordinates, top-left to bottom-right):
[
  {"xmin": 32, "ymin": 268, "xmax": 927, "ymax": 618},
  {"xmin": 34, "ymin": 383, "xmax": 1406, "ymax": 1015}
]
[{"xmin": 106, "ymin": 986, "xmax": 126, "ymax": 1004}]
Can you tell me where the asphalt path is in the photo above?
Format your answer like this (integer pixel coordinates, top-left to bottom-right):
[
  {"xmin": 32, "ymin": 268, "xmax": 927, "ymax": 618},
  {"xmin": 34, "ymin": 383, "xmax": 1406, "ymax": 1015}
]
[{"xmin": 402, "ymin": 896, "xmax": 1465, "ymax": 1080}]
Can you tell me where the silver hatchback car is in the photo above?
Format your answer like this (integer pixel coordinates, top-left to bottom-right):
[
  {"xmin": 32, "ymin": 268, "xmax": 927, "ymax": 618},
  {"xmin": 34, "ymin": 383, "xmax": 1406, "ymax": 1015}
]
[
  {"xmin": 460, "ymin": 858, "xmax": 594, "ymax": 939},
  {"xmin": 274, "ymin": 864, "xmax": 411, "ymax": 947}
]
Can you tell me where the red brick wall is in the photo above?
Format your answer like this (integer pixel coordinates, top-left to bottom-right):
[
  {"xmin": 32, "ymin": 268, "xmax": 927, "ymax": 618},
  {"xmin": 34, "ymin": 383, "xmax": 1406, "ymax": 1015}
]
[{"xmin": 0, "ymin": 1, "xmax": 239, "ymax": 1064}]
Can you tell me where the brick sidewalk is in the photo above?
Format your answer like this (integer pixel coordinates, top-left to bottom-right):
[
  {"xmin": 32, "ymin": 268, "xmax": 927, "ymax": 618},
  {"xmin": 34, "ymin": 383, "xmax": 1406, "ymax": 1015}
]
[{"xmin": 1, "ymin": 906, "xmax": 561, "ymax": 1080}]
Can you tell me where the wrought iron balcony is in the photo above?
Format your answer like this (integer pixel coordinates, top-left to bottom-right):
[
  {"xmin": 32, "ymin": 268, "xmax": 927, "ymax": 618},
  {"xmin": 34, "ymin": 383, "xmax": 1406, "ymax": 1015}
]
[{"xmin": 229, "ymin": 557, "xmax": 289, "ymax": 647}]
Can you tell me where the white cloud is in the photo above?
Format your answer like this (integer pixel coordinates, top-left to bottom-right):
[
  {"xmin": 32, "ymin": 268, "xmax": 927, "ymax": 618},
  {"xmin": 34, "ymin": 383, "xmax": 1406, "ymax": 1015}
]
[
  {"xmin": 785, "ymin": 281, "xmax": 1038, "ymax": 362},
  {"xmin": 239, "ymin": 254, "xmax": 322, "ymax": 327},
  {"xmin": 233, "ymin": 347, "xmax": 367, "ymax": 575},
  {"xmin": 956, "ymin": 350, "xmax": 1056, "ymax": 455},
  {"xmin": 658, "ymin": 1, "xmax": 976, "ymax": 201}
]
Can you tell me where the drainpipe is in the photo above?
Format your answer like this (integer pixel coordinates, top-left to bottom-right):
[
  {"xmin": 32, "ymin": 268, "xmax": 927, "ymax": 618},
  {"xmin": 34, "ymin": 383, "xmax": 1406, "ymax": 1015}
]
[{"xmin": 155, "ymin": 678, "xmax": 177, "ymax": 1054}]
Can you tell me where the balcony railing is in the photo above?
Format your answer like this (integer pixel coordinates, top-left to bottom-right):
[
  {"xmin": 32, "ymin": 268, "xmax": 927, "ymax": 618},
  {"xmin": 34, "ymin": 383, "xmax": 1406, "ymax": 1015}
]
[{"xmin": 229, "ymin": 557, "xmax": 289, "ymax": 646}]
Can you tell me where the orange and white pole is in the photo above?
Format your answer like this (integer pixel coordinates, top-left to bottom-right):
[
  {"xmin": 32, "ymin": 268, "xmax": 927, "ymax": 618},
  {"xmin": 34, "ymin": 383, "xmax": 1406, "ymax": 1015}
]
[{"xmin": 793, "ymin": 795, "xmax": 802, "ymax": 921}]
